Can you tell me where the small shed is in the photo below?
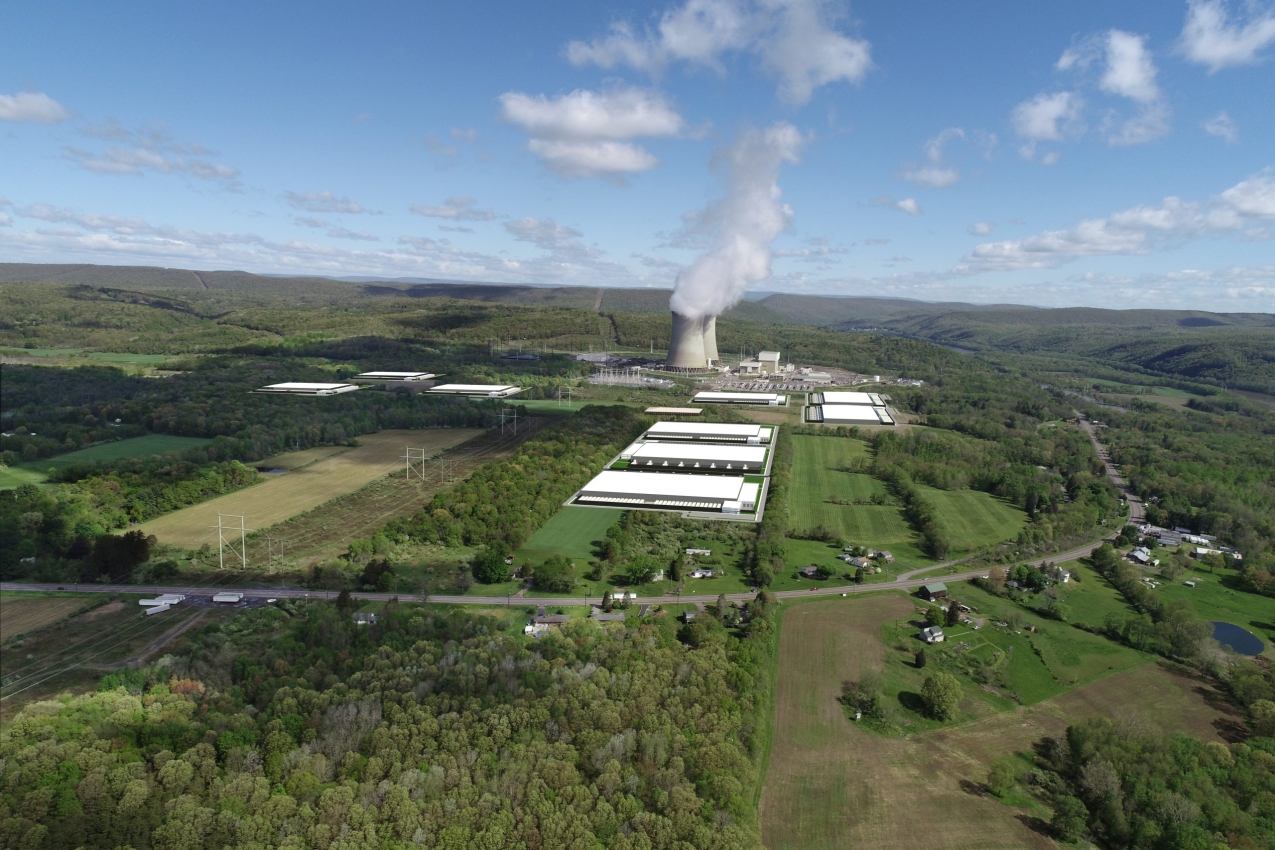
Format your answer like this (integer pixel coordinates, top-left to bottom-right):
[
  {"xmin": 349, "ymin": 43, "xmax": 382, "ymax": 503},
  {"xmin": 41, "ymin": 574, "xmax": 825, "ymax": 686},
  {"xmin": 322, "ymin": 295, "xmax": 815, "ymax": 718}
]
[{"xmin": 918, "ymin": 583, "xmax": 948, "ymax": 601}]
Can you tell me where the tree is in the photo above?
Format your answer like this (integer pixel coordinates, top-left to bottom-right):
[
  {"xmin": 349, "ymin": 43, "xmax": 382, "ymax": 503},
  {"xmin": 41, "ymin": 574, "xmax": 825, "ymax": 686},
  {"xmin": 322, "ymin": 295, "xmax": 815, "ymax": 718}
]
[
  {"xmin": 531, "ymin": 555, "xmax": 575, "ymax": 592},
  {"xmin": 335, "ymin": 589, "xmax": 353, "ymax": 612},
  {"xmin": 471, "ymin": 547, "xmax": 511, "ymax": 584},
  {"xmin": 1251, "ymin": 699, "xmax": 1275, "ymax": 737},
  {"xmin": 601, "ymin": 590, "xmax": 613, "ymax": 612},
  {"xmin": 925, "ymin": 606, "xmax": 943, "ymax": 627},
  {"xmin": 987, "ymin": 757, "xmax": 1019, "ymax": 797},
  {"xmin": 1051, "ymin": 795, "xmax": 1088, "ymax": 843},
  {"xmin": 854, "ymin": 566, "xmax": 865, "ymax": 584},
  {"xmin": 945, "ymin": 600, "xmax": 961, "ymax": 627},
  {"xmin": 716, "ymin": 593, "xmax": 728, "ymax": 620},
  {"xmin": 915, "ymin": 649, "xmax": 927, "ymax": 669},
  {"xmin": 921, "ymin": 672, "xmax": 962, "ymax": 720}
]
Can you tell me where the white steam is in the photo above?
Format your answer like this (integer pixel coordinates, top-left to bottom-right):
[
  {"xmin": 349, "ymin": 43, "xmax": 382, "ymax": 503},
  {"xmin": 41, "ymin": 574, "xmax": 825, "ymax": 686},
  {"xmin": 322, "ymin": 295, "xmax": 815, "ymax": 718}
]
[{"xmin": 670, "ymin": 122, "xmax": 804, "ymax": 319}]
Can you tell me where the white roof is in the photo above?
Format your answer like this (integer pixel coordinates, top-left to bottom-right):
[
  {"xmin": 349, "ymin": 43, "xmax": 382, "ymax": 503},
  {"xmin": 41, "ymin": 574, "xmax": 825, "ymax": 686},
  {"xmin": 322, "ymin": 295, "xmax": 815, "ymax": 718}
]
[
  {"xmin": 581, "ymin": 470, "xmax": 751, "ymax": 500},
  {"xmin": 261, "ymin": 382, "xmax": 357, "ymax": 391},
  {"xmin": 820, "ymin": 391, "xmax": 879, "ymax": 405},
  {"xmin": 819, "ymin": 405, "xmax": 885, "ymax": 422},
  {"xmin": 626, "ymin": 441, "xmax": 767, "ymax": 466},
  {"xmin": 427, "ymin": 383, "xmax": 521, "ymax": 395},
  {"xmin": 693, "ymin": 391, "xmax": 785, "ymax": 403},
  {"xmin": 212, "ymin": 592, "xmax": 243, "ymax": 602},
  {"xmin": 758, "ymin": 350, "xmax": 781, "ymax": 360},
  {"xmin": 645, "ymin": 421, "xmax": 770, "ymax": 440},
  {"xmin": 644, "ymin": 407, "xmax": 703, "ymax": 415},
  {"xmin": 355, "ymin": 371, "xmax": 436, "ymax": 380}
]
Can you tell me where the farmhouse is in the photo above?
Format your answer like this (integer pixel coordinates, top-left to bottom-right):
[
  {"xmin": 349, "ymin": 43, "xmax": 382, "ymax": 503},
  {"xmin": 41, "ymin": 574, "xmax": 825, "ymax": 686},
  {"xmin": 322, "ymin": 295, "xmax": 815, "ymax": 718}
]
[
  {"xmin": 426, "ymin": 383, "xmax": 522, "ymax": 397},
  {"xmin": 799, "ymin": 565, "xmax": 822, "ymax": 579},
  {"xmin": 920, "ymin": 626, "xmax": 945, "ymax": 644},
  {"xmin": 918, "ymin": 583, "xmax": 948, "ymax": 600},
  {"xmin": 688, "ymin": 568, "xmax": 716, "ymax": 579},
  {"xmin": 353, "ymin": 371, "xmax": 436, "ymax": 383},
  {"xmin": 692, "ymin": 391, "xmax": 787, "ymax": 406},
  {"xmin": 574, "ymin": 470, "xmax": 760, "ymax": 513},
  {"xmin": 618, "ymin": 440, "xmax": 768, "ymax": 472},
  {"xmin": 642, "ymin": 421, "xmax": 773, "ymax": 444},
  {"xmin": 254, "ymin": 382, "xmax": 361, "ymax": 396}
]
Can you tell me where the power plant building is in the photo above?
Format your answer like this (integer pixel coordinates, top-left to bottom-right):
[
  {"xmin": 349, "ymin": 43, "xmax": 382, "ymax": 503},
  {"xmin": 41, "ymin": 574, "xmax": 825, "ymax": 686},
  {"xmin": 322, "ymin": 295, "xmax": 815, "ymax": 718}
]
[
  {"xmin": 255, "ymin": 382, "xmax": 361, "ymax": 396},
  {"xmin": 575, "ymin": 470, "xmax": 760, "ymax": 513},
  {"xmin": 692, "ymin": 391, "xmax": 787, "ymax": 406},
  {"xmin": 665, "ymin": 312, "xmax": 720, "ymax": 371},
  {"xmin": 618, "ymin": 440, "xmax": 768, "ymax": 472},
  {"xmin": 642, "ymin": 422, "xmax": 773, "ymax": 444},
  {"xmin": 426, "ymin": 383, "xmax": 523, "ymax": 398}
]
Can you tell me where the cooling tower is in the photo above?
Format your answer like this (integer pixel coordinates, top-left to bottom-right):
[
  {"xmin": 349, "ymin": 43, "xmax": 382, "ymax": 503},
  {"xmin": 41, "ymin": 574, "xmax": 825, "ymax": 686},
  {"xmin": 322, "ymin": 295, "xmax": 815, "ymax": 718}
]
[
  {"xmin": 666, "ymin": 311, "xmax": 708, "ymax": 371},
  {"xmin": 702, "ymin": 316, "xmax": 719, "ymax": 364}
]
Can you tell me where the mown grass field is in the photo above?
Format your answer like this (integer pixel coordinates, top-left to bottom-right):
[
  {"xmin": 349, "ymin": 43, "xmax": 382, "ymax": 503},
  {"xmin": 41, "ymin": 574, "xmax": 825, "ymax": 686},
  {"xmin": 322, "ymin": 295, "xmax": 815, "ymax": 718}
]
[
  {"xmin": 1050, "ymin": 558, "xmax": 1138, "ymax": 630},
  {"xmin": 919, "ymin": 485, "xmax": 1027, "ymax": 552},
  {"xmin": 140, "ymin": 428, "xmax": 481, "ymax": 548},
  {"xmin": 759, "ymin": 592, "xmax": 1240, "ymax": 850},
  {"xmin": 0, "ymin": 596, "xmax": 88, "ymax": 642},
  {"xmin": 1155, "ymin": 566, "xmax": 1275, "ymax": 658},
  {"xmin": 21, "ymin": 434, "xmax": 212, "ymax": 474},
  {"xmin": 0, "ymin": 346, "xmax": 170, "ymax": 365},
  {"xmin": 517, "ymin": 506, "xmax": 621, "ymax": 561},
  {"xmin": 0, "ymin": 464, "xmax": 48, "ymax": 489}
]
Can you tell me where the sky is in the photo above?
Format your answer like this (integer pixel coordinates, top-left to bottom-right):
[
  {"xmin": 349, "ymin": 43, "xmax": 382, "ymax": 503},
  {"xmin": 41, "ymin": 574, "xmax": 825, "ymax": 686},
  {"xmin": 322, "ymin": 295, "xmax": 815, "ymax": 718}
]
[{"xmin": 2, "ymin": 0, "xmax": 1274, "ymax": 311}]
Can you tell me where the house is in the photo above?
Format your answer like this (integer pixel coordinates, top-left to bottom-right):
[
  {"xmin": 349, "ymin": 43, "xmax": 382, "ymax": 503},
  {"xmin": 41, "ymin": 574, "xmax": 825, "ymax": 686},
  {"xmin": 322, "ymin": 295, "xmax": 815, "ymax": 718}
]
[
  {"xmin": 532, "ymin": 614, "xmax": 570, "ymax": 626},
  {"xmin": 353, "ymin": 612, "xmax": 378, "ymax": 625},
  {"xmin": 1129, "ymin": 547, "xmax": 1152, "ymax": 565},
  {"xmin": 1058, "ymin": 570, "xmax": 1071, "ymax": 583},
  {"xmin": 800, "ymin": 565, "xmax": 822, "ymax": 579},
  {"xmin": 524, "ymin": 623, "xmax": 550, "ymax": 637},
  {"xmin": 680, "ymin": 611, "xmax": 698, "ymax": 623},
  {"xmin": 920, "ymin": 626, "xmax": 945, "ymax": 644},
  {"xmin": 918, "ymin": 583, "xmax": 948, "ymax": 601},
  {"xmin": 685, "ymin": 548, "xmax": 712, "ymax": 556},
  {"xmin": 848, "ymin": 557, "xmax": 873, "ymax": 570},
  {"xmin": 591, "ymin": 609, "xmax": 626, "ymax": 622},
  {"xmin": 874, "ymin": 551, "xmax": 894, "ymax": 563},
  {"xmin": 688, "ymin": 568, "xmax": 716, "ymax": 579}
]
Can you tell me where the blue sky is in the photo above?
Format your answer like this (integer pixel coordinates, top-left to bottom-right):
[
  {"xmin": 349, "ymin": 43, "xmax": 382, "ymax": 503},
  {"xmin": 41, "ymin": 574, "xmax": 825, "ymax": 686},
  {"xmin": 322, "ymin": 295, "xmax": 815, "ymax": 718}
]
[{"xmin": 2, "ymin": 0, "xmax": 1273, "ymax": 310}]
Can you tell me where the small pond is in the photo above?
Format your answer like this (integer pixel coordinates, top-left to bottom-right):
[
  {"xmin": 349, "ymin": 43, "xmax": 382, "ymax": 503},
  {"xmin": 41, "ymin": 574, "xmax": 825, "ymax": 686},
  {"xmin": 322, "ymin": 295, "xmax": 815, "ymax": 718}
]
[{"xmin": 1211, "ymin": 621, "xmax": 1265, "ymax": 656}]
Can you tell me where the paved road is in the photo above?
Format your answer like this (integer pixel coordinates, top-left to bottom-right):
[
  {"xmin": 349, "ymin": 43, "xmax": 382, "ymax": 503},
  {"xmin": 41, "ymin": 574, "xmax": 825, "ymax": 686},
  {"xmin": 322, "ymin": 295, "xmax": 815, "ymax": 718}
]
[
  {"xmin": 3, "ymin": 423, "xmax": 1132, "ymax": 611},
  {"xmin": 1078, "ymin": 414, "xmax": 1144, "ymax": 525}
]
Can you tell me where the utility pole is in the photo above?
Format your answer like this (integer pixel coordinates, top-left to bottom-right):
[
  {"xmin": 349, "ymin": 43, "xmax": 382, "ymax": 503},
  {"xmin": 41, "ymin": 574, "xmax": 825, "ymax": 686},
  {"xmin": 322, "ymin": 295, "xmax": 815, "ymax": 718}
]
[
  {"xmin": 402, "ymin": 446, "xmax": 427, "ymax": 480},
  {"xmin": 212, "ymin": 514, "xmax": 249, "ymax": 570},
  {"xmin": 500, "ymin": 407, "xmax": 518, "ymax": 436}
]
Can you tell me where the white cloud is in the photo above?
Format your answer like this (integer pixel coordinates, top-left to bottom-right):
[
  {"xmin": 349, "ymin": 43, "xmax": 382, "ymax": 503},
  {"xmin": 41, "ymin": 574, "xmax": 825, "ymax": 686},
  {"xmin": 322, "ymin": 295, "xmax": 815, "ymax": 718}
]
[
  {"xmin": 960, "ymin": 171, "xmax": 1275, "ymax": 271},
  {"xmin": 325, "ymin": 227, "xmax": 380, "ymax": 242},
  {"xmin": 294, "ymin": 216, "xmax": 328, "ymax": 229},
  {"xmin": 970, "ymin": 221, "xmax": 994, "ymax": 236},
  {"xmin": 1102, "ymin": 100, "xmax": 1172, "ymax": 146},
  {"xmin": 871, "ymin": 196, "xmax": 922, "ymax": 215},
  {"xmin": 504, "ymin": 216, "xmax": 584, "ymax": 248},
  {"xmin": 499, "ymin": 87, "xmax": 683, "ymax": 178},
  {"xmin": 1012, "ymin": 92, "xmax": 1084, "ymax": 146},
  {"xmin": 1179, "ymin": 0, "xmax": 1275, "ymax": 71},
  {"xmin": 565, "ymin": 0, "xmax": 872, "ymax": 105},
  {"xmin": 0, "ymin": 92, "xmax": 70, "ymax": 123},
  {"xmin": 0, "ymin": 214, "xmax": 11, "ymax": 227},
  {"xmin": 284, "ymin": 191, "xmax": 370, "ymax": 214},
  {"xmin": 410, "ymin": 196, "xmax": 497, "ymax": 221},
  {"xmin": 890, "ymin": 254, "xmax": 912, "ymax": 262},
  {"xmin": 65, "ymin": 121, "xmax": 240, "ymax": 184},
  {"xmin": 902, "ymin": 166, "xmax": 959, "ymax": 188},
  {"xmin": 1041, "ymin": 151, "xmax": 1061, "ymax": 165},
  {"xmin": 1100, "ymin": 31, "xmax": 1161, "ymax": 102},
  {"xmin": 1204, "ymin": 110, "xmax": 1238, "ymax": 142}
]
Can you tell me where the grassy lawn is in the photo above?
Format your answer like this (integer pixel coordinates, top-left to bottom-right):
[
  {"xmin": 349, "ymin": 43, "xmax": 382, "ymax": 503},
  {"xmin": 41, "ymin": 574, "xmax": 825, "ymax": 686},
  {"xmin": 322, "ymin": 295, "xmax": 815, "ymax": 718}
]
[
  {"xmin": 22, "ymin": 434, "xmax": 212, "ymax": 474},
  {"xmin": 517, "ymin": 506, "xmax": 622, "ymax": 561},
  {"xmin": 0, "ymin": 346, "xmax": 170, "ymax": 365},
  {"xmin": 1155, "ymin": 566, "xmax": 1275, "ymax": 658},
  {"xmin": 0, "ymin": 464, "xmax": 48, "ymax": 489},
  {"xmin": 1050, "ymin": 558, "xmax": 1138, "ymax": 630},
  {"xmin": 919, "ymin": 486, "xmax": 1026, "ymax": 552}
]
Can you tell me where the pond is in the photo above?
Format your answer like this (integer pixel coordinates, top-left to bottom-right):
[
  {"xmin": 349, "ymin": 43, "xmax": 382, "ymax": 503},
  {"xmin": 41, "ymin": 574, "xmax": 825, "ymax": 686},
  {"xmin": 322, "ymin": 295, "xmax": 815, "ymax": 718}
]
[{"xmin": 1211, "ymin": 621, "xmax": 1266, "ymax": 656}]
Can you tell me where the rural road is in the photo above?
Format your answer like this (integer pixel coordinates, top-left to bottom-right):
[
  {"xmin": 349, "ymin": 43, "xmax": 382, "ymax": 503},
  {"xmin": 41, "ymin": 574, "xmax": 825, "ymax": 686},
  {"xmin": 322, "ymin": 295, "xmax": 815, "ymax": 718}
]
[{"xmin": 3, "ymin": 421, "xmax": 1135, "ymax": 611}]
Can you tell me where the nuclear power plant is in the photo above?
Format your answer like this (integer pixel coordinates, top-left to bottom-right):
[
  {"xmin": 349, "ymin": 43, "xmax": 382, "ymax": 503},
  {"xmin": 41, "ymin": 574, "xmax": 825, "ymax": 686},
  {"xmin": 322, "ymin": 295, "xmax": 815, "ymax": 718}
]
[{"xmin": 665, "ymin": 312, "xmax": 720, "ymax": 371}]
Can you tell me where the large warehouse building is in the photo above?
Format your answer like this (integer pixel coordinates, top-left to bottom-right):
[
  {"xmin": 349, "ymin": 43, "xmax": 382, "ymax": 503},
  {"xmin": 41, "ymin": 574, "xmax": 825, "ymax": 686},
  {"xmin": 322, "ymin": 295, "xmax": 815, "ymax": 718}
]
[
  {"xmin": 810, "ymin": 391, "xmax": 885, "ymax": 406},
  {"xmin": 619, "ymin": 440, "xmax": 768, "ymax": 472},
  {"xmin": 425, "ymin": 383, "xmax": 522, "ymax": 398},
  {"xmin": 575, "ymin": 470, "xmax": 760, "ymax": 513},
  {"xmin": 354, "ymin": 371, "xmax": 436, "ymax": 383},
  {"xmin": 642, "ymin": 422, "xmax": 773, "ymax": 444},
  {"xmin": 692, "ymin": 391, "xmax": 787, "ymax": 406},
  {"xmin": 807, "ymin": 405, "xmax": 895, "ymax": 425},
  {"xmin": 255, "ymin": 382, "xmax": 361, "ymax": 396}
]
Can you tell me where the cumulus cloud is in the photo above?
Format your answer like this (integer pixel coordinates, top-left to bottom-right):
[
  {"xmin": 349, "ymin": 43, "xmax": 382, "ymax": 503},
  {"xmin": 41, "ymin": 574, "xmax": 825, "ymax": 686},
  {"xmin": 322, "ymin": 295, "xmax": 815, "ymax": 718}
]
[
  {"xmin": 1012, "ymin": 92, "xmax": 1084, "ymax": 157},
  {"xmin": 65, "ymin": 121, "xmax": 240, "ymax": 184},
  {"xmin": 0, "ymin": 92, "xmax": 71, "ymax": 123},
  {"xmin": 970, "ymin": 221, "xmax": 994, "ymax": 236},
  {"xmin": 871, "ymin": 196, "xmax": 923, "ymax": 215},
  {"xmin": 902, "ymin": 166, "xmax": 959, "ymax": 188},
  {"xmin": 1204, "ymin": 110, "xmax": 1238, "ymax": 142},
  {"xmin": 565, "ymin": 0, "xmax": 872, "ymax": 105},
  {"xmin": 1179, "ymin": 0, "xmax": 1275, "ymax": 71},
  {"xmin": 410, "ymin": 196, "xmax": 497, "ymax": 221},
  {"xmin": 284, "ymin": 191, "xmax": 370, "ymax": 214},
  {"xmin": 1099, "ymin": 30, "xmax": 1161, "ymax": 102},
  {"xmin": 325, "ymin": 227, "xmax": 380, "ymax": 242},
  {"xmin": 960, "ymin": 170, "xmax": 1275, "ymax": 271},
  {"xmin": 499, "ymin": 87, "xmax": 684, "ymax": 179}
]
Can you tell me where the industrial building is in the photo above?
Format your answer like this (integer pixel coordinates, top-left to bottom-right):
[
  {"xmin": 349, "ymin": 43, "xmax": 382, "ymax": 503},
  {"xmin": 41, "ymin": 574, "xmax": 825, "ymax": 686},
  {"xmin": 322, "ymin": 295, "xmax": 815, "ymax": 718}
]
[
  {"xmin": 644, "ymin": 406, "xmax": 702, "ymax": 416},
  {"xmin": 811, "ymin": 391, "xmax": 885, "ymax": 405},
  {"xmin": 618, "ymin": 440, "xmax": 768, "ymax": 473},
  {"xmin": 425, "ymin": 383, "xmax": 523, "ymax": 398},
  {"xmin": 666, "ymin": 312, "xmax": 720, "ymax": 371},
  {"xmin": 255, "ymin": 382, "xmax": 361, "ymax": 396},
  {"xmin": 353, "ymin": 371, "xmax": 437, "ymax": 383},
  {"xmin": 806, "ymin": 404, "xmax": 895, "ymax": 425},
  {"xmin": 643, "ymin": 421, "xmax": 773, "ymax": 444},
  {"xmin": 575, "ymin": 470, "xmax": 760, "ymax": 513},
  {"xmin": 692, "ymin": 391, "xmax": 787, "ymax": 406}
]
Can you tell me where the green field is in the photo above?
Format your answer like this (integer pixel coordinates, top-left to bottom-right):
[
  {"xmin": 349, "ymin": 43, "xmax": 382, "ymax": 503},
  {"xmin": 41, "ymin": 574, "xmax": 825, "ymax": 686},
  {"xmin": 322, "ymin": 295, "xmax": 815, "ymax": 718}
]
[
  {"xmin": 0, "ymin": 465, "xmax": 48, "ymax": 489},
  {"xmin": 1051, "ymin": 558, "xmax": 1139, "ymax": 629},
  {"xmin": 1090, "ymin": 378, "xmax": 1196, "ymax": 398},
  {"xmin": 0, "ymin": 346, "xmax": 170, "ymax": 365},
  {"xmin": 517, "ymin": 506, "xmax": 622, "ymax": 561},
  {"xmin": 21, "ymin": 434, "xmax": 212, "ymax": 473},
  {"xmin": 1155, "ymin": 567, "xmax": 1275, "ymax": 658},
  {"xmin": 919, "ymin": 486, "xmax": 1026, "ymax": 551}
]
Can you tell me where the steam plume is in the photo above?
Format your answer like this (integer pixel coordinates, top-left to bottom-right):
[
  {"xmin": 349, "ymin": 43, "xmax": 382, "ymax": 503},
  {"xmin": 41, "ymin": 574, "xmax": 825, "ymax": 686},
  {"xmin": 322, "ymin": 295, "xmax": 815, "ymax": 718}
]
[{"xmin": 670, "ymin": 122, "xmax": 804, "ymax": 319}]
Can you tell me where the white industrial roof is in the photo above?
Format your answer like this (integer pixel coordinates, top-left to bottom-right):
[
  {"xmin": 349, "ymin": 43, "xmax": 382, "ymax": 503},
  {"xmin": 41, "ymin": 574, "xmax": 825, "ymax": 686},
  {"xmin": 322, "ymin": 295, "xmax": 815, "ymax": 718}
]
[
  {"xmin": 623, "ymin": 441, "xmax": 767, "ymax": 467},
  {"xmin": 256, "ymin": 382, "xmax": 361, "ymax": 394},
  {"xmin": 427, "ymin": 383, "xmax": 522, "ymax": 396},
  {"xmin": 356, "ymin": 371, "xmax": 436, "ymax": 380},
  {"xmin": 645, "ymin": 422, "xmax": 769, "ymax": 440},
  {"xmin": 693, "ymin": 391, "xmax": 786, "ymax": 403},
  {"xmin": 819, "ymin": 405, "xmax": 885, "ymax": 422},
  {"xmin": 758, "ymin": 350, "xmax": 781, "ymax": 359},
  {"xmin": 820, "ymin": 391, "xmax": 879, "ymax": 405},
  {"xmin": 644, "ymin": 407, "xmax": 703, "ymax": 415},
  {"xmin": 581, "ymin": 470, "xmax": 752, "ymax": 500}
]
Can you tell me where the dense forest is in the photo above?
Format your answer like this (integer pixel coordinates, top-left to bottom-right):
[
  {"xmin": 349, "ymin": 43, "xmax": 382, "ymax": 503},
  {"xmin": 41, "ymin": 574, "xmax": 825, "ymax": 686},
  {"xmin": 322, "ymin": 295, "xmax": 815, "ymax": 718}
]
[{"xmin": 0, "ymin": 596, "xmax": 779, "ymax": 849}]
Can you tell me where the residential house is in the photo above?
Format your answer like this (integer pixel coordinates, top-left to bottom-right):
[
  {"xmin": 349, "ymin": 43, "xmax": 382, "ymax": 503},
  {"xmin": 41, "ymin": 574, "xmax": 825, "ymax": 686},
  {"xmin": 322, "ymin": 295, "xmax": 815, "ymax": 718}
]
[
  {"xmin": 352, "ymin": 612, "xmax": 378, "ymax": 625},
  {"xmin": 800, "ymin": 565, "xmax": 822, "ymax": 579},
  {"xmin": 920, "ymin": 626, "xmax": 945, "ymax": 644},
  {"xmin": 591, "ymin": 609, "xmax": 626, "ymax": 622}
]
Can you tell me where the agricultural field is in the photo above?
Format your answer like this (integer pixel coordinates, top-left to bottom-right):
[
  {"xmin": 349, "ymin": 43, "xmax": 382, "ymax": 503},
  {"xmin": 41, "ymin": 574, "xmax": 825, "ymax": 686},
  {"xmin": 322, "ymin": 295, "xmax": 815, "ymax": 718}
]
[
  {"xmin": 139, "ymin": 428, "xmax": 481, "ymax": 549},
  {"xmin": 0, "ymin": 595, "xmax": 89, "ymax": 641},
  {"xmin": 0, "ymin": 346, "xmax": 171, "ymax": 366},
  {"xmin": 919, "ymin": 486, "xmax": 1026, "ymax": 552},
  {"xmin": 759, "ymin": 592, "xmax": 1240, "ymax": 850},
  {"xmin": 21, "ymin": 434, "xmax": 212, "ymax": 473}
]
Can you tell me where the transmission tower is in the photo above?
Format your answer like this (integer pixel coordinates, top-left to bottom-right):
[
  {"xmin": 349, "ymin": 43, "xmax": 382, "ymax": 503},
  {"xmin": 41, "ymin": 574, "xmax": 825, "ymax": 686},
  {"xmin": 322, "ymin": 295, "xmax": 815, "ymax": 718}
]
[
  {"xmin": 264, "ymin": 534, "xmax": 289, "ymax": 570},
  {"xmin": 500, "ymin": 407, "xmax": 519, "ymax": 435},
  {"xmin": 402, "ymin": 446, "xmax": 428, "ymax": 480},
  {"xmin": 212, "ymin": 514, "xmax": 249, "ymax": 570}
]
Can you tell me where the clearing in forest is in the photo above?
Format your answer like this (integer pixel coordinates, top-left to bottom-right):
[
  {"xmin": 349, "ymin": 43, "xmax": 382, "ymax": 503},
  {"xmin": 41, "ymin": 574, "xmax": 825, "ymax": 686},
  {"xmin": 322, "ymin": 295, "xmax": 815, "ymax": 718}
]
[
  {"xmin": 139, "ymin": 428, "xmax": 481, "ymax": 548},
  {"xmin": 20, "ymin": 434, "xmax": 212, "ymax": 474},
  {"xmin": 0, "ymin": 596, "xmax": 87, "ymax": 641},
  {"xmin": 518, "ymin": 506, "xmax": 622, "ymax": 561},
  {"xmin": 759, "ymin": 593, "xmax": 1238, "ymax": 850}
]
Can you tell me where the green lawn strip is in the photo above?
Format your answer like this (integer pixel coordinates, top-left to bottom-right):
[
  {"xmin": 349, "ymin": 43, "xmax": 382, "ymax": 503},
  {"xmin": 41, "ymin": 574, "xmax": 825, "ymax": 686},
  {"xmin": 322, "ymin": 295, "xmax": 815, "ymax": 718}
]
[
  {"xmin": 917, "ymin": 485, "xmax": 1027, "ymax": 553},
  {"xmin": 0, "ymin": 346, "xmax": 170, "ymax": 365},
  {"xmin": 21, "ymin": 434, "xmax": 213, "ymax": 473},
  {"xmin": 1154, "ymin": 566, "xmax": 1275, "ymax": 659},
  {"xmin": 0, "ymin": 465, "xmax": 48, "ymax": 489},
  {"xmin": 517, "ymin": 506, "xmax": 622, "ymax": 561}
]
